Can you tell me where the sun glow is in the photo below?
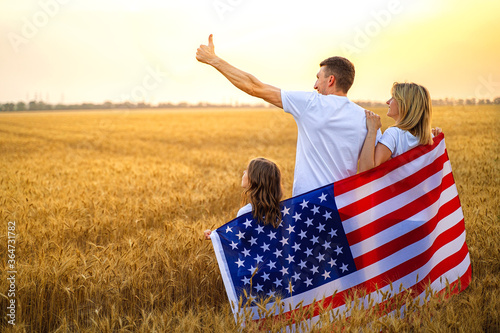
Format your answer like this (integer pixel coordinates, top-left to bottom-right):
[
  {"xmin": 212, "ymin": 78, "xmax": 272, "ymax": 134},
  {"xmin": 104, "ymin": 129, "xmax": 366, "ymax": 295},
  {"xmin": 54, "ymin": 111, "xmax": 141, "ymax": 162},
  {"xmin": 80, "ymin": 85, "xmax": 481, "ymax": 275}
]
[{"xmin": 1, "ymin": 0, "xmax": 499, "ymax": 105}]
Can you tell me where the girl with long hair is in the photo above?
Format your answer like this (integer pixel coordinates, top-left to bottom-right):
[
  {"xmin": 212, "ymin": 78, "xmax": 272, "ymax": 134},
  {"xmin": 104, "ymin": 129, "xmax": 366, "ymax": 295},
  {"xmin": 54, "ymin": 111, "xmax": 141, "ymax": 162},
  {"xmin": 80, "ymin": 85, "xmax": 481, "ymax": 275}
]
[
  {"xmin": 359, "ymin": 82, "xmax": 438, "ymax": 171},
  {"xmin": 204, "ymin": 157, "xmax": 283, "ymax": 239}
]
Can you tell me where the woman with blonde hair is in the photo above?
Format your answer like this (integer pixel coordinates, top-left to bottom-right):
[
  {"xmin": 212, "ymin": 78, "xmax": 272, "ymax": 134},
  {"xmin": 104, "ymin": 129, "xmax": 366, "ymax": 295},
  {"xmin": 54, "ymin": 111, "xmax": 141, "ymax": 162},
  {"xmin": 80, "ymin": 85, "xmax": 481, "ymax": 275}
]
[
  {"xmin": 204, "ymin": 157, "xmax": 283, "ymax": 239},
  {"xmin": 359, "ymin": 82, "xmax": 437, "ymax": 172}
]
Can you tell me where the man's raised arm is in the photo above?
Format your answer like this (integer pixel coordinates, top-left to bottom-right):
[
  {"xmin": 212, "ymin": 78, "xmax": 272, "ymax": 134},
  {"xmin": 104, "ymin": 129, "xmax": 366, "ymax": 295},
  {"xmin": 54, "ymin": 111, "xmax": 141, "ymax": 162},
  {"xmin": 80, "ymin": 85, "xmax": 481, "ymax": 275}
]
[{"xmin": 196, "ymin": 34, "xmax": 282, "ymax": 109}]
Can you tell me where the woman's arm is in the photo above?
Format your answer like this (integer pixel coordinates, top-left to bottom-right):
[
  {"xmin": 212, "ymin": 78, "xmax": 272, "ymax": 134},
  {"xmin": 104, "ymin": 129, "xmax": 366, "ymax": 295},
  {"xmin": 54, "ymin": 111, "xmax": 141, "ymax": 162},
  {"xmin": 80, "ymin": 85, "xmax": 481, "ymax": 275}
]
[
  {"xmin": 373, "ymin": 143, "xmax": 393, "ymax": 168},
  {"xmin": 432, "ymin": 127, "xmax": 442, "ymax": 136},
  {"xmin": 359, "ymin": 110, "xmax": 382, "ymax": 172}
]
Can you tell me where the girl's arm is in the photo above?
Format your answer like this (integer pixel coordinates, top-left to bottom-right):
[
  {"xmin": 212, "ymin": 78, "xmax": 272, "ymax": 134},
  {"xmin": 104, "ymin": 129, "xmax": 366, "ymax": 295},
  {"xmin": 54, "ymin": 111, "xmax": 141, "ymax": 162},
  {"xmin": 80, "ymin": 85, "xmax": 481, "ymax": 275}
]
[
  {"xmin": 359, "ymin": 110, "xmax": 382, "ymax": 172},
  {"xmin": 204, "ymin": 229, "xmax": 212, "ymax": 240}
]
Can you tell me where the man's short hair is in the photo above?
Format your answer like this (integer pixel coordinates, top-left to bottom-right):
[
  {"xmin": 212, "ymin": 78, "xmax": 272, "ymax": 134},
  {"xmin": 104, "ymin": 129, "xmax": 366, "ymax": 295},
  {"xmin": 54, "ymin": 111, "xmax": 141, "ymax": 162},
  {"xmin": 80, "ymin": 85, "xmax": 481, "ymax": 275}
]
[{"xmin": 319, "ymin": 57, "xmax": 355, "ymax": 93}]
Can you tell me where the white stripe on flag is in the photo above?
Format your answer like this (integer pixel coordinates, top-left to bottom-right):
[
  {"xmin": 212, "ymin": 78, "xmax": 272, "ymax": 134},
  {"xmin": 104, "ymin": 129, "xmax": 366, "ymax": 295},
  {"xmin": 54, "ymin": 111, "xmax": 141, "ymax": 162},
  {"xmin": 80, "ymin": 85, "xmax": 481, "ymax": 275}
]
[{"xmin": 210, "ymin": 231, "xmax": 240, "ymax": 317}]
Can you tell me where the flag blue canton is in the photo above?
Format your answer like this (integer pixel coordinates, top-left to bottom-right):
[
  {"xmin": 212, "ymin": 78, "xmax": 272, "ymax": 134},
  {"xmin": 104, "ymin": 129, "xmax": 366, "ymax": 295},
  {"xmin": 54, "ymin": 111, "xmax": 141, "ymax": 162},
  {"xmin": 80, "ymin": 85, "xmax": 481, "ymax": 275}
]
[{"xmin": 217, "ymin": 184, "xmax": 356, "ymax": 301}]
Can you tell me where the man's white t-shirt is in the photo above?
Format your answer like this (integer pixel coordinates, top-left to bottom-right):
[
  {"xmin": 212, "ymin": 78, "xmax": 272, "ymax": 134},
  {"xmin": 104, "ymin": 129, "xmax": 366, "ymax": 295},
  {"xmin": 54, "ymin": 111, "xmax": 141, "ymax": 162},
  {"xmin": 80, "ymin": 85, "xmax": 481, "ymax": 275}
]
[
  {"xmin": 281, "ymin": 90, "xmax": 379, "ymax": 196},
  {"xmin": 378, "ymin": 127, "xmax": 420, "ymax": 158}
]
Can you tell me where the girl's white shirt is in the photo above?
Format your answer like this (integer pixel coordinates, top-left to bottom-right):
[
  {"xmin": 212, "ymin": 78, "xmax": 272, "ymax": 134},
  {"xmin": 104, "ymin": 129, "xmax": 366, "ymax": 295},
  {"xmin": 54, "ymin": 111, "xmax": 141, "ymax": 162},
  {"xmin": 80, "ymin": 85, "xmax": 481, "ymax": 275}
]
[{"xmin": 236, "ymin": 203, "xmax": 252, "ymax": 217}]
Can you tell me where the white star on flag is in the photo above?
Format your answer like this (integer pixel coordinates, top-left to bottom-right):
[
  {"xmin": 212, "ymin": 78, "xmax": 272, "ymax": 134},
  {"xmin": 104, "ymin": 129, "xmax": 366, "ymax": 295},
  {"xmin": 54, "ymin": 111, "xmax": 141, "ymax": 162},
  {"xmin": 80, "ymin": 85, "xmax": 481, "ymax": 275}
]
[
  {"xmin": 242, "ymin": 276, "xmax": 251, "ymax": 285},
  {"xmin": 242, "ymin": 248, "xmax": 251, "ymax": 257},
  {"xmin": 298, "ymin": 230, "xmax": 307, "ymax": 239},
  {"xmin": 243, "ymin": 219, "xmax": 252, "ymax": 228}
]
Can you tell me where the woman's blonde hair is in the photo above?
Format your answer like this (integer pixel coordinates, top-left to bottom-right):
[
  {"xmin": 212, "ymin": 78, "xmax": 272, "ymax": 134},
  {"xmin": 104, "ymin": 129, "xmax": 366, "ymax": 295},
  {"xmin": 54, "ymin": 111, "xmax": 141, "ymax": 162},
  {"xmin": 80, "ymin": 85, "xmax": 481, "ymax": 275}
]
[
  {"xmin": 391, "ymin": 82, "xmax": 433, "ymax": 145},
  {"xmin": 242, "ymin": 158, "xmax": 283, "ymax": 228}
]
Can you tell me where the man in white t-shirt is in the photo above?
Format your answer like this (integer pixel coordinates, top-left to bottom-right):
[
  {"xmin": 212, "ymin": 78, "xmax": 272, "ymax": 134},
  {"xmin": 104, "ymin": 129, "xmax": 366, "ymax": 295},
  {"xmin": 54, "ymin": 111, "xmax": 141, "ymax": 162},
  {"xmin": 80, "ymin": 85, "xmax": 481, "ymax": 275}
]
[{"xmin": 196, "ymin": 35, "xmax": 380, "ymax": 196}]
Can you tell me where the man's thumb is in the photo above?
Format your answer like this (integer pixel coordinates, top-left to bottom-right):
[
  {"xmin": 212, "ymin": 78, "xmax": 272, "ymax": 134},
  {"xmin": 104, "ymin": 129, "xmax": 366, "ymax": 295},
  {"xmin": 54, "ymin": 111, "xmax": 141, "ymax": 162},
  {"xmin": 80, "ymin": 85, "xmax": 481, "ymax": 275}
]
[{"xmin": 208, "ymin": 34, "xmax": 214, "ymax": 48}]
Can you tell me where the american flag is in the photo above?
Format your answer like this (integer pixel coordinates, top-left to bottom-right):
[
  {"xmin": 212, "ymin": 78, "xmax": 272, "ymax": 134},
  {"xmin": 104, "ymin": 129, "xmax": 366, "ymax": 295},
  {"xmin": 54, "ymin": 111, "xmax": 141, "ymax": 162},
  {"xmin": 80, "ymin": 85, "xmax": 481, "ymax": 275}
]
[{"xmin": 210, "ymin": 133, "xmax": 471, "ymax": 327}]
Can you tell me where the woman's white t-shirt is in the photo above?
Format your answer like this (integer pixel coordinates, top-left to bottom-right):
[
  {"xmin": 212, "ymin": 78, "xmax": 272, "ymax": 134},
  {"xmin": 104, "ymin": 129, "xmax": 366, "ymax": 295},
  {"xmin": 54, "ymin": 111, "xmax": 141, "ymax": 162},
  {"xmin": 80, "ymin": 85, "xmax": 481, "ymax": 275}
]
[{"xmin": 378, "ymin": 127, "xmax": 420, "ymax": 158}]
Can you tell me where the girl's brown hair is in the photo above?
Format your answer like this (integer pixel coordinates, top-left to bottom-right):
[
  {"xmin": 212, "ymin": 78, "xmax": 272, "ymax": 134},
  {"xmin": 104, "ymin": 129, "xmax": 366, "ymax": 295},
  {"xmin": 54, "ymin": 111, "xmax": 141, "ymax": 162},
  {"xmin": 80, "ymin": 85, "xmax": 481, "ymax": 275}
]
[
  {"xmin": 243, "ymin": 158, "xmax": 283, "ymax": 228},
  {"xmin": 391, "ymin": 82, "xmax": 434, "ymax": 145}
]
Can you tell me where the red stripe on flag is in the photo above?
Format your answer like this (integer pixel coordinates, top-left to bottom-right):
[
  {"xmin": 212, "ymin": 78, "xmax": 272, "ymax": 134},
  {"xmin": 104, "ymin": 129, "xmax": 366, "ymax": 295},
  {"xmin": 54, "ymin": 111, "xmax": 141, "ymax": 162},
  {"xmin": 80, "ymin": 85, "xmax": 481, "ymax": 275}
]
[
  {"xmin": 345, "ymin": 172, "xmax": 456, "ymax": 245},
  {"xmin": 436, "ymin": 262, "xmax": 472, "ymax": 296},
  {"xmin": 338, "ymin": 152, "xmax": 449, "ymax": 219},
  {"xmin": 366, "ymin": 242, "xmax": 471, "ymax": 317},
  {"xmin": 334, "ymin": 134, "xmax": 445, "ymax": 196},
  {"xmin": 354, "ymin": 196, "xmax": 462, "ymax": 269}
]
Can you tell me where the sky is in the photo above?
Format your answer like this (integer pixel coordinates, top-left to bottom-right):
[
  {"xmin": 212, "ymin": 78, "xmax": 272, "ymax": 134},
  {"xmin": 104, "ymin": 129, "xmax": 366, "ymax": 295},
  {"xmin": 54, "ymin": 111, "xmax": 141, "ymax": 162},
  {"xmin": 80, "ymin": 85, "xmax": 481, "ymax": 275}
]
[{"xmin": 1, "ymin": 0, "xmax": 499, "ymax": 105}]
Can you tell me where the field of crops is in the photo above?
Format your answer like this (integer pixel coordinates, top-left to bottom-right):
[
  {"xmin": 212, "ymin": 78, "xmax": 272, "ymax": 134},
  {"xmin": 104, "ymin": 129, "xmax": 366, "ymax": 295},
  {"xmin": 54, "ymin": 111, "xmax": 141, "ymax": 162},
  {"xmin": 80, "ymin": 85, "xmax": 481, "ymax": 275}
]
[{"xmin": 1, "ymin": 105, "xmax": 499, "ymax": 332}]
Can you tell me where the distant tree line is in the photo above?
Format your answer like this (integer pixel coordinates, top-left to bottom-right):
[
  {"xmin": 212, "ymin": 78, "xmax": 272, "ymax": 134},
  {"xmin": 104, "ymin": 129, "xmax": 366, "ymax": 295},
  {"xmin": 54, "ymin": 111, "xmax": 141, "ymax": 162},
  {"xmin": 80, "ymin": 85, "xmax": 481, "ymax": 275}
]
[{"xmin": 1, "ymin": 97, "xmax": 500, "ymax": 112}]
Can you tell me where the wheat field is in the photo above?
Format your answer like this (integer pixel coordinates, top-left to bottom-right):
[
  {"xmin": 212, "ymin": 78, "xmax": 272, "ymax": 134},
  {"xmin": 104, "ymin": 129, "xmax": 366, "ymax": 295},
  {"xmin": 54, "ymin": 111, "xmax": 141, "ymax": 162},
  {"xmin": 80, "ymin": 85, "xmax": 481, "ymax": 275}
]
[{"xmin": 0, "ymin": 105, "xmax": 499, "ymax": 332}]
